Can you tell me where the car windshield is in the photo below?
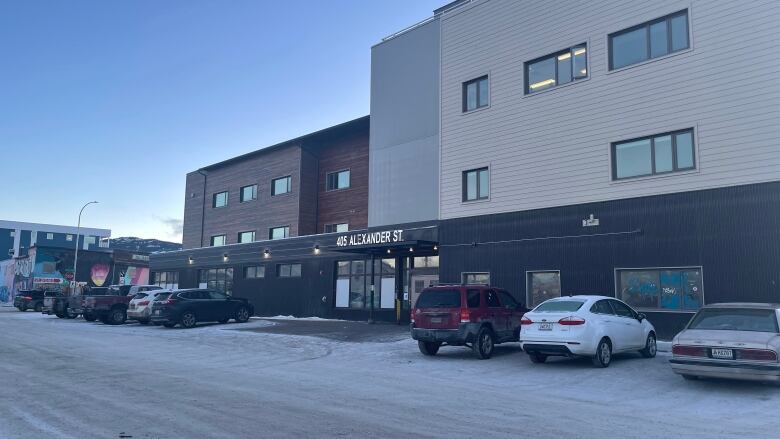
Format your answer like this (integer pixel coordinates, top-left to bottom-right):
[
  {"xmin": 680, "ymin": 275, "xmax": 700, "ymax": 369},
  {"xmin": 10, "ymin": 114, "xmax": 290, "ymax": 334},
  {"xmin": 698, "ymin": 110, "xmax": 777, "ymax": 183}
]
[
  {"xmin": 416, "ymin": 289, "xmax": 461, "ymax": 308},
  {"xmin": 688, "ymin": 308, "xmax": 779, "ymax": 333},
  {"xmin": 534, "ymin": 300, "xmax": 585, "ymax": 312}
]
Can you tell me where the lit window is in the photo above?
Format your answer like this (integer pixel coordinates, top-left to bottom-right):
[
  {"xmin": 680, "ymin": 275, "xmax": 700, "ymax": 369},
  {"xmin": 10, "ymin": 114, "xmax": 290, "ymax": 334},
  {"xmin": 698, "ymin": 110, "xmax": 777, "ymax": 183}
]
[
  {"xmin": 525, "ymin": 44, "xmax": 587, "ymax": 94},
  {"xmin": 462, "ymin": 76, "xmax": 489, "ymax": 112},
  {"xmin": 610, "ymin": 10, "xmax": 689, "ymax": 70}
]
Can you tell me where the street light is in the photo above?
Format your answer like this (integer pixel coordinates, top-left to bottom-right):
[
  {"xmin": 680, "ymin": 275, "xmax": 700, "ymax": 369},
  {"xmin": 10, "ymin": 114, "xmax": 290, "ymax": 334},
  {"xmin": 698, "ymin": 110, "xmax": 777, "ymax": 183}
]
[{"xmin": 72, "ymin": 201, "xmax": 98, "ymax": 293}]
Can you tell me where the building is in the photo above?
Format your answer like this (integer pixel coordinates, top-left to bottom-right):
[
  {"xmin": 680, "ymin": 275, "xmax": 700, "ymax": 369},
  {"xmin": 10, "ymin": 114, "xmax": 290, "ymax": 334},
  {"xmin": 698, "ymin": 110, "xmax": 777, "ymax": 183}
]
[
  {"xmin": 0, "ymin": 220, "xmax": 110, "ymax": 261},
  {"xmin": 151, "ymin": 0, "xmax": 780, "ymax": 338}
]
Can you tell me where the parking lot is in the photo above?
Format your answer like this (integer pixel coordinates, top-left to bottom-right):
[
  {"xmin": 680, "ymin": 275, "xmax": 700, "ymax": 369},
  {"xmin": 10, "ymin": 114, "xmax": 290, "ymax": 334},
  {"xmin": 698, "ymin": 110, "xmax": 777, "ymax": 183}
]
[{"xmin": 1, "ymin": 306, "xmax": 779, "ymax": 439}]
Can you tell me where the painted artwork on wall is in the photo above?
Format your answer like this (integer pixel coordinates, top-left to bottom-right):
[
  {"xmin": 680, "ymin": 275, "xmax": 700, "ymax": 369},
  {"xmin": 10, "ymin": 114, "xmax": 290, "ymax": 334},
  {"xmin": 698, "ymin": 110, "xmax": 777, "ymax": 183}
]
[
  {"xmin": 31, "ymin": 248, "xmax": 114, "ymax": 290},
  {"xmin": 116, "ymin": 265, "xmax": 150, "ymax": 285},
  {"xmin": 0, "ymin": 259, "xmax": 15, "ymax": 303}
]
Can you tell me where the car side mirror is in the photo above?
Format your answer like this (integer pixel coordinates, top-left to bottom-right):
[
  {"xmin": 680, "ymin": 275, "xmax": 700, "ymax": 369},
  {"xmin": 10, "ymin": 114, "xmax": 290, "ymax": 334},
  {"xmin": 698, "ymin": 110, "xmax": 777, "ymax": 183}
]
[{"xmin": 637, "ymin": 312, "xmax": 646, "ymax": 322}]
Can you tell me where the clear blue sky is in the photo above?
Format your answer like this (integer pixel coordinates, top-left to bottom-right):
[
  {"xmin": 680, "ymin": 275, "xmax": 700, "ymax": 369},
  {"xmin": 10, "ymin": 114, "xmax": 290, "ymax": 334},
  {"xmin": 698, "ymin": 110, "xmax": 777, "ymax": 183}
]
[{"xmin": 0, "ymin": 0, "xmax": 442, "ymax": 242}]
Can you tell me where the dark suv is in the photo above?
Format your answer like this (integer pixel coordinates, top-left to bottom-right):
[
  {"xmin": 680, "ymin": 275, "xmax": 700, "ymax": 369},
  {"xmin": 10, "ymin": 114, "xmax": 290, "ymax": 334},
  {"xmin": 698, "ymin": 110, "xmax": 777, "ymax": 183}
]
[
  {"xmin": 14, "ymin": 290, "xmax": 45, "ymax": 312},
  {"xmin": 410, "ymin": 285, "xmax": 528, "ymax": 359},
  {"xmin": 150, "ymin": 289, "xmax": 254, "ymax": 328}
]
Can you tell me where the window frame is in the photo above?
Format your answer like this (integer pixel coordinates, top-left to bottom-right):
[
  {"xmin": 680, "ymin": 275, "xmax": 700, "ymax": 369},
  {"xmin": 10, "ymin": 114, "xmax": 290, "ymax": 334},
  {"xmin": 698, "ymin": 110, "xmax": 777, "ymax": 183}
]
[
  {"xmin": 244, "ymin": 265, "xmax": 265, "ymax": 279},
  {"xmin": 526, "ymin": 270, "xmax": 562, "ymax": 309},
  {"xmin": 210, "ymin": 234, "xmax": 227, "ymax": 247},
  {"xmin": 615, "ymin": 266, "xmax": 704, "ymax": 313},
  {"xmin": 271, "ymin": 176, "xmax": 292, "ymax": 196},
  {"xmin": 277, "ymin": 263, "xmax": 302, "ymax": 278},
  {"xmin": 324, "ymin": 223, "xmax": 349, "ymax": 234},
  {"xmin": 462, "ymin": 75, "xmax": 489, "ymax": 113},
  {"xmin": 212, "ymin": 191, "xmax": 228, "ymax": 208},
  {"xmin": 240, "ymin": 184, "xmax": 257, "ymax": 203},
  {"xmin": 326, "ymin": 169, "xmax": 351, "ymax": 191},
  {"xmin": 524, "ymin": 43, "xmax": 588, "ymax": 94},
  {"xmin": 462, "ymin": 167, "xmax": 489, "ymax": 202},
  {"xmin": 237, "ymin": 230, "xmax": 255, "ymax": 244},
  {"xmin": 608, "ymin": 9, "xmax": 690, "ymax": 71},
  {"xmin": 611, "ymin": 128, "xmax": 696, "ymax": 181},
  {"xmin": 269, "ymin": 225, "xmax": 290, "ymax": 240},
  {"xmin": 462, "ymin": 272, "xmax": 490, "ymax": 285}
]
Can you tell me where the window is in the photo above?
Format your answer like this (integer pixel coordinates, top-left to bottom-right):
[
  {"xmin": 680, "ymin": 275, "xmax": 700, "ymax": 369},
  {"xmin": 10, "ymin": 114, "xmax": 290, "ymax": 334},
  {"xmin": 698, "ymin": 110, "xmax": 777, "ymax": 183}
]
[
  {"xmin": 336, "ymin": 259, "xmax": 396, "ymax": 309},
  {"xmin": 498, "ymin": 291, "xmax": 520, "ymax": 309},
  {"xmin": 271, "ymin": 176, "xmax": 291, "ymax": 196},
  {"xmin": 415, "ymin": 289, "xmax": 461, "ymax": 308},
  {"xmin": 525, "ymin": 44, "xmax": 587, "ymax": 93},
  {"xmin": 617, "ymin": 267, "xmax": 703, "ymax": 311},
  {"xmin": 612, "ymin": 129, "xmax": 695, "ymax": 180},
  {"xmin": 462, "ymin": 272, "xmax": 490, "ymax": 285},
  {"xmin": 152, "ymin": 271, "xmax": 179, "ymax": 289},
  {"xmin": 210, "ymin": 235, "xmax": 226, "ymax": 246},
  {"xmin": 326, "ymin": 170, "xmax": 350, "ymax": 191},
  {"xmin": 9, "ymin": 230, "xmax": 14, "ymax": 238},
  {"xmin": 324, "ymin": 223, "xmax": 349, "ymax": 234},
  {"xmin": 269, "ymin": 226, "xmax": 290, "ymax": 240},
  {"xmin": 277, "ymin": 263, "xmax": 302, "ymax": 278},
  {"xmin": 238, "ymin": 231, "xmax": 255, "ymax": 244},
  {"xmin": 467, "ymin": 290, "xmax": 481, "ymax": 308},
  {"xmin": 199, "ymin": 268, "xmax": 234, "ymax": 295},
  {"xmin": 213, "ymin": 191, "xmax": 228, "ymax": 208},
  {"xmin": 240, "ymin": 185, "xmax": 257, "ymax": 202},
  {"xmin": 610, "ymin": 300, "xmax": 636, "ymax": 318},
  {"xmin": 462, "ymin": 167, "xmax": 489, "ymax": 202},
  {"xmin": 535, "ymin": 300, "xmax": 585, "ymax": 312},
  {"xmin": 44, "ymin": 232, "xmax": 53, "ymax": 240},
  {"xmin": 485, "ymin": 290, "xmax": 501, "ymax": 308},
  {"xmin": 609, "ymin": 10, "xmax": 689, "ymax": 70},
  {"xmin": 688, "ymin": 308, "xmax": 779, "ymax": 333},
  {"xmin": 590, "ymin": 300, "xmax": 614, "ymax": 315},
  {"xmin": 209, "ymin": 291, "xmax": 228, "ymax": 300},
  {"xmin": 462, "ymin": 75, "xmax": 489, "ymax": 112},
  {"xmin": 527, "ymin": 271, "xmax": 561, "ymax": 308},
  {"xmin": 244, "ymin": 265, "xmax": 265, "ymax": 279},
  {"xmin": 66, "ymin": 234, "xmax": 73, "ymax": 241}
]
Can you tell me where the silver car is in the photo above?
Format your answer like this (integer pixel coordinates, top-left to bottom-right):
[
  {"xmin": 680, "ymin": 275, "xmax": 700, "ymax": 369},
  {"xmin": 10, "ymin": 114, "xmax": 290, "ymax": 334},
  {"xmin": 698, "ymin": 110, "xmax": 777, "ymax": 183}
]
[{"xmin": 670, "ymin": 303, "xmax": 780, "ymax": 382}]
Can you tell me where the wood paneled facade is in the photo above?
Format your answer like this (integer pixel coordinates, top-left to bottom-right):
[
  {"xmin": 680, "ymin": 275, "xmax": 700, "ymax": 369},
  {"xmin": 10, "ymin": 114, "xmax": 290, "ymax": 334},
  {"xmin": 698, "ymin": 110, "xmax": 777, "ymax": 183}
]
[{"xmin": 181, "ymin": 116, "xmax": 370, "ymax": 250}]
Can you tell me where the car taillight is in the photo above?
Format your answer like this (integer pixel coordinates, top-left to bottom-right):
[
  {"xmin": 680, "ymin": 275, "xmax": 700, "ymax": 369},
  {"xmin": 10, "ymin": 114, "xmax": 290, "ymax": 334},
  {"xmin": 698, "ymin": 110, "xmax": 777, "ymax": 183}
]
[
  {"xmin": 138, "ymin": 301, "xmax": 150, "ymax": 306},
  {"xmin": 558, "ymin": 316, "xmax": 586, "ymax": 326},
  {"xmin": 672, "ymin": 345, "xmax": 707, "ymax": 357},
  {"xmin": 520, "ymin": 317, "xmax": 533, "ymax": 325},
  {"xmin": 21, "ymin": 296, "xmax": 32, "ymax": 300},
  {"xmin": 410, "ymin": 309, "xmax": 415, "ymax": 323},
  {"xmin": 460, "ymin": 309, "xmax": 470, "ymax": 323},
  {"xmin": 736, "ymin": 349, "xmax": 778, "ymax": 362}
]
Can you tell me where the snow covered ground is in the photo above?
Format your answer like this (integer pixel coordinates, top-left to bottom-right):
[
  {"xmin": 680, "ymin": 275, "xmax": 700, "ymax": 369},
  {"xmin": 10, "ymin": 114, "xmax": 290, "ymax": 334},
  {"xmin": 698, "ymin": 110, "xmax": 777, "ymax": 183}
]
[{"xmin": 1, "ymin": 307, "xmax": 779, "ymax": 439}]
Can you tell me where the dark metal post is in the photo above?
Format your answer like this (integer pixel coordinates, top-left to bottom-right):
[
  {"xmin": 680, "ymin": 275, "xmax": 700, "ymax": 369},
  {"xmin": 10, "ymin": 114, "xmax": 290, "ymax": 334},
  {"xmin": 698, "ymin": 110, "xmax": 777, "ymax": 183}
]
[{"xmin": 368, "ymin": 252, "xmax": 375, "ymax": 324}]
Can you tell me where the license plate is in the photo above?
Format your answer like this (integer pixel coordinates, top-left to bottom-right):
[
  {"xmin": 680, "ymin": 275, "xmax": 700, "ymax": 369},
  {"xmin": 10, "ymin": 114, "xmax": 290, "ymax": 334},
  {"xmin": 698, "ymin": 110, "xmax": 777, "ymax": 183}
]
[
  {"xmin": 538, "ymin": 323, "xmax": 553, "ymax": 331},
  {"xmin": 430, "ymin": 317, "xmax": 443, "ymax": 324},
  {"xmin": 711, "ymin": 348, "xmax": 733, "ymax": 359},
  {"xmin": 154, "ymin": 310, "xmax": 161, "ymax": 315}
]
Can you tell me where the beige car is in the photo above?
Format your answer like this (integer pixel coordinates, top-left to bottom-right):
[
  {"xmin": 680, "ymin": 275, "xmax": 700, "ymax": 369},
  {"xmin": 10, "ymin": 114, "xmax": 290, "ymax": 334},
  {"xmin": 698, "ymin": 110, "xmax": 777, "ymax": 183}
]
[{"xmin": 670, "ymin": 303, "xmax": 780, "ymax": 382}]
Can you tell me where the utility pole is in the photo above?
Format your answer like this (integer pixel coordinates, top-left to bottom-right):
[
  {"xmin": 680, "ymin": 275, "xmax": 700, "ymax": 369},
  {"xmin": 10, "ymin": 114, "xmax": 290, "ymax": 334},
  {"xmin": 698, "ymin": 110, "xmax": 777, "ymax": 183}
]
[{"xmin": 72, "ymin": 201, "xmax": 98, "ymax": 294}]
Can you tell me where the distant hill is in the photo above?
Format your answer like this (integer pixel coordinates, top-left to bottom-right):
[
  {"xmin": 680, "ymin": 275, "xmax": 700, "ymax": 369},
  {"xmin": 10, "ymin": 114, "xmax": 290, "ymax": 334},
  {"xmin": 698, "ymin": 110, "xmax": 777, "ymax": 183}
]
[{"xmin": 106, "ymin": 237, "xmax": 182, "ymax": 253}]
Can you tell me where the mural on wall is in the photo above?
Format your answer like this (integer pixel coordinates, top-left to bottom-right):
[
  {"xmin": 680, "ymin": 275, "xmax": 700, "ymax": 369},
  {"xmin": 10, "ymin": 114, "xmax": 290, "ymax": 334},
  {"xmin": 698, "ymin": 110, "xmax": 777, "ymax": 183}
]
[
  {"xmin": 31, "ymin": 248, "xmax": 114, "ymax": 290},
  {"xmin": 116, "ymin": 266, "xmax": 149, "ymax": 286},
  {"xmin": 0, "ymin": 259, "xmax": 15, "ymax": 303}
]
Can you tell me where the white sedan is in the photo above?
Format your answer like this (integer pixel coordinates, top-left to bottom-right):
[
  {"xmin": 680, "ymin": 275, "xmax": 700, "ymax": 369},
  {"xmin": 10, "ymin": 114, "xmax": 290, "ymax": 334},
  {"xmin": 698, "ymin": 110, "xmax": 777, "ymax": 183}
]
[{"xmin": 519, "ymin": 295, "xmax": 657, "ymax": 367}]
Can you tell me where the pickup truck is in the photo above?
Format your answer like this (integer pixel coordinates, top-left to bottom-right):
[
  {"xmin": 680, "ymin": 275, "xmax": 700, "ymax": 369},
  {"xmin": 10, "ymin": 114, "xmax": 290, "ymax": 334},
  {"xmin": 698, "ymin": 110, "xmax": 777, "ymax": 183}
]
[
  {"xmin": 41, "ymin": 291, "xmax": 70, "ymax": 318},
  {"xmin": 82, "ymin": 285, "xmax": 134, "ymax": 325},
  {"xmin": 13, "ymin": 289, "xmax": 45, "ymax": 312}
]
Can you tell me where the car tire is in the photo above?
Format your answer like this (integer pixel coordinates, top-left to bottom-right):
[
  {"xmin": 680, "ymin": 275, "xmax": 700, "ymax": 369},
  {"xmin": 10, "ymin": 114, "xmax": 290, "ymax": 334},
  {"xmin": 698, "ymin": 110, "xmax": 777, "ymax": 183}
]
[
  {"xmin": 218, "ymin": 318, "xmax": 229, "ymax": 324},
  {"xmin": 66, "ymin": 309, "xmax": 78, "ymax": 319},
  {"xmin": 107, "ymin": 308, "xmax": 126, "ymax": 325},
  {"xmin": 234, "ymin": 306, "xmax": 250, "ymax": 323},
  {"xmin": 18, "ymin": 305, "xmax": 27, "ymax": 312},
  {"xmin": 83, "ymin": 313, "xmax": 97, "ymax": 322},
  {"xmin": 180, "ymin": 312, "xmax": 197, "ymax": 328},
  {"xmin": 163, "ymin": 322, "xmax": 177, "ymax": 328},
  {"xmin": 528, "ymin": 353, "xmax": 547, "ymax": 364},
  {"xmin": 418, "ymin": 341, "xmax": 441, "ymax": 356},
  {"xmin": 473, "ymin": 327, "xmax": 495, "ymax": 360},
  {"xmin": 56, "ymin": 312, "xmax": 67, "ymax": 319},
  {"xmin": 152, "ymin": 321, "xmax": 162, "ymax": 326},
  {"xmin": 681, "ymin": 374, "xmax": 699, "ymax": 381},
  {"xmin": 138, "ymin": 319, "xmax": 150, "ymax": 325},
  {"xmin": 639, "ymin": 333, "xmax": 657, "ymax": 358},
  {"xmin": 34, "ymin": 303, "xmax": 43, "ymax": 313},
  {"xmin": 592, "ymin": 338, "xmax": 612, "ymax": 368}
]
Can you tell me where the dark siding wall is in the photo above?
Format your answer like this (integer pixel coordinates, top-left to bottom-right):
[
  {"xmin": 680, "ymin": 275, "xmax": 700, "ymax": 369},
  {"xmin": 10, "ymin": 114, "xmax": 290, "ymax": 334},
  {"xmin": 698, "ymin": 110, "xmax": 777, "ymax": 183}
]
[
  {"xmin": 182, "ymin": 172, "xmax": 207, "ymax": 249},
  {"xmin": 298, "ymin": 148, "xmax": 319, "ymax": 236},
  {"xmin": 438, "ymin": 182, "xmax": 780, "ymax": 339},
  {"xmin": 0, "ymin": 228, "xmax": 13, "ymax": 260},
  {"xmin": 183, "ymin": 145, "xmax": 303, "ymax": 247},
  {"xmin": 315, "ymin": 131, "xmax": 369, "ymax": 233},
  {"xmin": 18, "ymin": 230, "xmax": 31, "ymax": 257}
]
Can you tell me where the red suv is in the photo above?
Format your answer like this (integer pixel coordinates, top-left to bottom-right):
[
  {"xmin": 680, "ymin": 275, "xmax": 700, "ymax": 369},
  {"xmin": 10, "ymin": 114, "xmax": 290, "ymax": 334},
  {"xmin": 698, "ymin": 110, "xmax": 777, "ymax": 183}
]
[{"xmin": 410, "ymin": 285, "xmax": 528, "ymax": 359}]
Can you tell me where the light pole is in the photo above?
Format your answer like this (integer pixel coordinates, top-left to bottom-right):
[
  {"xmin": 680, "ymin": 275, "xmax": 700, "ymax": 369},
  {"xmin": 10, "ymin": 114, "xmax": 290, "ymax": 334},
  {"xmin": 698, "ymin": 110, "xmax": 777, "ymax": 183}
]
[{"xmin": 72, "ymin": 201, "xmax": 98, "ymax": 293}]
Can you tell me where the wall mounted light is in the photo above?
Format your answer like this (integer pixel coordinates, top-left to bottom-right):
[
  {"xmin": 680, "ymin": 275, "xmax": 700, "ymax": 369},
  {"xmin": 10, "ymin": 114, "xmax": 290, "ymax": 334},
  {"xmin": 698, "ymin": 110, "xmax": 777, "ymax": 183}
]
[
  {"xmin": 188, "ymin": 256, "xmax": 194, "ymax": 265},
  {"xmin": 313, "ymin": 245, "xmax": 321, "ymax": 255},
  {"xmin": 386, "ymin": 248, "xmax": 391, "ymax": 254},
  {"xmin": 409, "ymin": 247, "xmax": 414, "ymax": 253},
  {"xmin": 263, "ymin": 249, "xmax": 271, "ymax": 259},
  {"xmin": 223, "ymin": 253, "xmax": 229, "ymax": 262},
  {"xmin": 433, "ymin": 245, "xmax": 438, "ymax": 251}
]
